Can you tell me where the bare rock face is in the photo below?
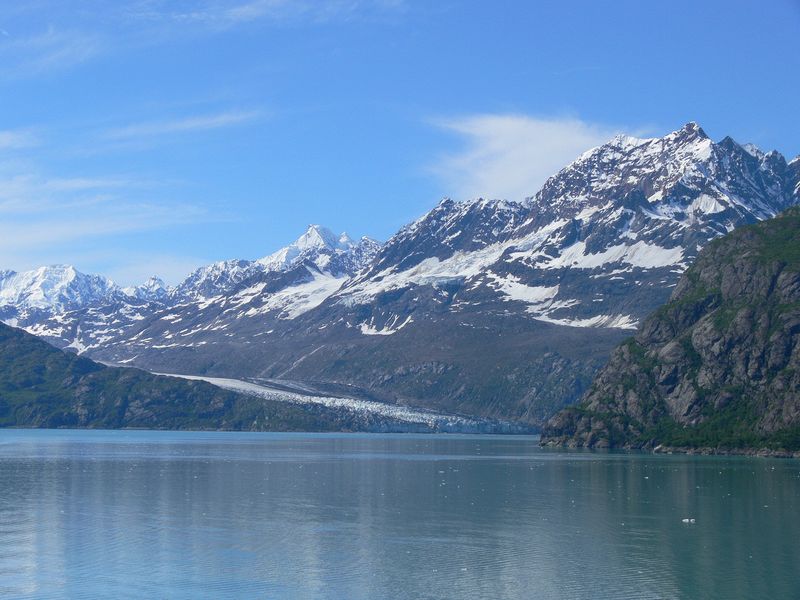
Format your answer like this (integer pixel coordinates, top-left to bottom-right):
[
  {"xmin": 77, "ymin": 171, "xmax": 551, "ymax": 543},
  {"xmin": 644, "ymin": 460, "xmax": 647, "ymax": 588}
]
[{"xmin": 542, "ymin": 207, "xmax": 800, "ymax": 451}]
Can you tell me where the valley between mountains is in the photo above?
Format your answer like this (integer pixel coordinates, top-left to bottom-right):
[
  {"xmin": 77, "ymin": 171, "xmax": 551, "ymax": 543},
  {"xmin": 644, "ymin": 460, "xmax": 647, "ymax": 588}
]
[{"xmin": 2, "ymin": 122, "xmax": 799, "ymax": 431}]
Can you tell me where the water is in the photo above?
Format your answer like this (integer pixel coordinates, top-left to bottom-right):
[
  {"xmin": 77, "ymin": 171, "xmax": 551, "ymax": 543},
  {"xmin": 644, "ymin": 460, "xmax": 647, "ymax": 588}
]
[{"xmin": 0, "ymin": 430, "xmax": 798, "ymax": 599}]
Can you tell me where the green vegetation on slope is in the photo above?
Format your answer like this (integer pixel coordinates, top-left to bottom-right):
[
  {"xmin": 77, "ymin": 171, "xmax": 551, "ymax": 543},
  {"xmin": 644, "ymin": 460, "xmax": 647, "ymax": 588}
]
[
  {"xmin": 0, "ymin": 322, "xmax": 367, "ymax": 431},
  {"xmin": 542, "ymin": 207, "xmax": 800, "ymax": 452}
]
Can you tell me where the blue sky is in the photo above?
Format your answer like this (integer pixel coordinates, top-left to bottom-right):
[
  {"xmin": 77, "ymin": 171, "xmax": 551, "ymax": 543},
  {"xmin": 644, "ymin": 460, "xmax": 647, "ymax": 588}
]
[{"xmin": 1, "ymin": 0, "xmax": 798, "ymax": 285}]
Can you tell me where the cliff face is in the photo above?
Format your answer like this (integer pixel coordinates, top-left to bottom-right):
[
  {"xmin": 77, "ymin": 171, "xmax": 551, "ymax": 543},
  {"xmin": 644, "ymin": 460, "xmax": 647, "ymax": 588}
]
[{"xmin": 542, "ymin": 207, "xmax": 800, "ymax": 452}]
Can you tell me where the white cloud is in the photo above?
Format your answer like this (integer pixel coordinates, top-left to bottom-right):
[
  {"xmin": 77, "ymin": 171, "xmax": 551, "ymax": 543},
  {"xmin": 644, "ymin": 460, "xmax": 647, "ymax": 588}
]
[
  {"xmin": 431, "ymin": 114, "xmax": 622, "ymax": 202},
  {"xmin": 0, "ymin": 174, "xmax": 136, "ymax": 214},
  {"xmin": 0, "ymin": 116, "xmax": 240, "ymax": 285},
  {"xmin": 0, "ymin": 1, "xmax": 406, "ymax": 80},
  {"xmin": 0, "ymin": 167, "xmax": 210, "ymax": 283},
  {"xmin": 0, "ymin": 203, "xmax": 204, "ymax": 249},
  {"xmin": 0, "ymin": 28, "xmax": 101, "ymax": 76},
  {"xmin": 0, "ymin": 129, "xmax": 39, "ymax": 150},
  {"xmin": 102, "ymin": 110, "xmax": 263, "ymax": 141},
  {"xmin": 131, "ymin": 0, "xmax": 406, "ymax": 26},
  {"xmin": 188, "ymin": 0, "xmax": 296, "ymax": 24}
]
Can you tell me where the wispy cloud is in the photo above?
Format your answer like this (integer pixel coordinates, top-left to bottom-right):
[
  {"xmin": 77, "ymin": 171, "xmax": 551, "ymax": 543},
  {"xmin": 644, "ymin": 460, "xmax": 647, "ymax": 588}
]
[
  {"xmin": 0, "ymin": 166, "xmax": 211, "ymax": 283},
  {"xmin": 0, "ymin": 169, "xmax": 206, "ymax": 239},
  {"xmin": 0, "ymin": 1, "xmax": 406, "ymax": 79},
  {"xmin": 128, "ymin": 0, "xmax": 406, "ymax": 27},
  {"xmin": 430, "ymin": 114, "xmax": 623, "ymax": 202},
  {"xmin": 0, "ymin": 109, "xmax": 249, "ymax": 284},
  {"xmin": 166, "ymin": 0, "xmax": 297, "ymax": 25},
  {"xmin": 0, "ymin": 203, "xmax": 204, "ymax": 249},
  {"xmin": 0, "ymin": 27, "xmax": 102, "ymax": 77},
  {"xmin": 0, "ymin": 128, "xmax": 39, "ymax": 150},
  {"xmin": 102, "ymin": 110, "xmax": 263, "ymax": 141},
  {"xmin": 0, "ymin": 174, "xmax": 144, "ymax": 214}
]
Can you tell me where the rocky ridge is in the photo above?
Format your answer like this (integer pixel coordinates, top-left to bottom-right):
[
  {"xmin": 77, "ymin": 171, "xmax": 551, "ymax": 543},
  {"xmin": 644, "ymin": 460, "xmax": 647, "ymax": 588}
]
[{"xmin": 541, "ymin": 207, "xmax": 800, "ymax": 451}]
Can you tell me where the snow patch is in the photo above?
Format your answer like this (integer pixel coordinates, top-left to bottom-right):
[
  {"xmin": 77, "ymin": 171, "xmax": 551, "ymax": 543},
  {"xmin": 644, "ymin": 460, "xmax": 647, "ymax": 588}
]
[
  {"xmin": 243, "ymin": 269, "xmax": 345, "ymax": 319},
  {"xmin": 543, "ymin": 240, "xmax": 684, "ymax": 270},
  {"xmin": 535, "ymin": 313, "xmax": 638, "ymax": 329},
  {"xmin": 486, "ymin": 272, "xmax": 559, "ymax": 305},
  {"xmin": 359, "ymin": 315, "xmax": 413, "ymax": 336}
]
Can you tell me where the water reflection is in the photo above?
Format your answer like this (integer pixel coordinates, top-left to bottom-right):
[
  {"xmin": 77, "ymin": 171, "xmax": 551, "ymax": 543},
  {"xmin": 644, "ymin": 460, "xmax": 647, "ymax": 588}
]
[{"xmin": 0, "ymin": 431, "xmax": 798, "ymax": 599}]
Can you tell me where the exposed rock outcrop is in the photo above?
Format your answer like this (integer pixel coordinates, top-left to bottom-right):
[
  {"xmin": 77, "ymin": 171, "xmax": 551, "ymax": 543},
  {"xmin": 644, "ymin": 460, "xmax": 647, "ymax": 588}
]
[{"xmin": 542, "ymin": 207, "xmax": 800, "ymax": 451}]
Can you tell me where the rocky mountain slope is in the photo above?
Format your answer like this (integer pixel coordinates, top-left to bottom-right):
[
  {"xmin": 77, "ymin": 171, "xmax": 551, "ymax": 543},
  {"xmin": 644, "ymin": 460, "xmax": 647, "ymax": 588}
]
[
  {"xmin": 0, "ymin": 321, "xmax": 506, "ymax": 433},
  {"xmin": 541, "ymin": 207, "xmax": 800, "ymax": 452},
  {"xmin": 0, "ymin": 320, "xmax": 338, "ymax": 431},
  {"xmin": 3, "ymin": 123, "xmax": 798, "ymax": 427},
  {"xmin": 332, "ymin": 122, "xmax": 797, "ymax": 332}
]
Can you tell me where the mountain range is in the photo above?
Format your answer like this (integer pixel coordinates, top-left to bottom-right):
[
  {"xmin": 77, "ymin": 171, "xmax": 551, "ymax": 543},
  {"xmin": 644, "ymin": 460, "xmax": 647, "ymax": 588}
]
[
  {"xmin": 0, "ymin": 317, "xmax": 518, "ymax": 433},
  {"xmin": 3, "ymin": 122, "xmax": 798, "ymax": 428}
]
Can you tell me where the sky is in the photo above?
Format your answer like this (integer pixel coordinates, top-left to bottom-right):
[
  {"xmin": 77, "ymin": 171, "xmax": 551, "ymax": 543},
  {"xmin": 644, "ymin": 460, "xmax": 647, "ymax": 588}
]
[{"xmin": 0, "ymin": 0, "xmax": 798, "ymax": 285}]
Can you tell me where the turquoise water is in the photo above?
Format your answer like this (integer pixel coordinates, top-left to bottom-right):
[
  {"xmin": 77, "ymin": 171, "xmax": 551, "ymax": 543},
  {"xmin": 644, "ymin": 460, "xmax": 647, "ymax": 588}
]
[{"xmin": 0, "ymin": 430, "xmax": 798, "ymax": 599}]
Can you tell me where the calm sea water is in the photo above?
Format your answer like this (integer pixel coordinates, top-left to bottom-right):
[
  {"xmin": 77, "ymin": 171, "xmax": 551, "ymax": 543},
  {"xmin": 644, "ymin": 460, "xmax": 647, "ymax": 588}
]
[{"xmin": 0, "ymin": 430, "xmax": 798, "ymax": 599}]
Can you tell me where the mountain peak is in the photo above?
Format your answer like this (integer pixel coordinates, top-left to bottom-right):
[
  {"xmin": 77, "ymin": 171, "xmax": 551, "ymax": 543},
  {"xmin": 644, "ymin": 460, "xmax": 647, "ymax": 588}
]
[
  {"xmin": 607, "ymin": 133, "xmax": 648, "ymax": 149},
  {"xmin": 138, "ymin": 276, "xmax": 166, "ymax": 293},
  {"xmin": 144, "ymin": 275, "xmax": 166, "ymax": 286},
  {"xmin": 338, "ymin": 232, "xmax": 355, "ymax": 247},
  {"xmin": 38, "ymin": 264, "xmax": 77, "ymax": 277},
  {"xmin": 297, "ymin": 224, "xmax": 341, "ymax": 251},
  {"xmin": 433, "ymin": 197, "xmax": 456, "ymax": 210},
  {"xmin": 531, "ymin": 120, "xmax": 793, "ymax": 225},
  {"xmin": 123, "ymin": 276, "xmax": 168, "ymax": 301},
  {"xmin": 569, "ymin": 123, "xmax": 712, "ymax": 170},
  {"xmin": 256, "ymin": 224, "xmax": 376, "ymax": 274},
  {"xmin": 674, "ymin": 121, "xmax": 708, "ymax": 140},
  {"xmin": 0, "ymin": 264, "xmax": 117, "ymax": 311}
]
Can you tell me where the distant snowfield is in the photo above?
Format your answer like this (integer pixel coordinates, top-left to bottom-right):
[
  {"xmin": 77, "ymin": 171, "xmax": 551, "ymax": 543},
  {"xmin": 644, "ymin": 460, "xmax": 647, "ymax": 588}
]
[
  {"xmin": 241, "ymin": 270, "xmax": 346, "ymax": 320},
  {"xmin": 157, "ymin": 372, "xmax": 504, "ymax": 431}
]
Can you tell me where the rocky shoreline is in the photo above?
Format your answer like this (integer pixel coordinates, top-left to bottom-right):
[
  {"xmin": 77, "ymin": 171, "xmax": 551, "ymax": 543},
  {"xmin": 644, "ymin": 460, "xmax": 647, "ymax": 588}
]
[
  {"xmin": 650, "ymin": 445, "xmax": 800, "ymax": 459},
  {"xmin": 540, "ymin": 438, "xmax": 800, "ymax": 459}
]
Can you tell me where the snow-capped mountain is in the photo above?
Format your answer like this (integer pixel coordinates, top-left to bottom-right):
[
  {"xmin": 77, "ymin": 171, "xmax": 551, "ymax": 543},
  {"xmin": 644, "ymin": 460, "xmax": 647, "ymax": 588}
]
[
  {"xmin": 0, "ymin": 265, "xmax": 117, "ymax": 312},
  {"xmin": 530, "ymin": 122, "xmax": 794, "ymax": 224},
  {"xmin": 4, "ymin": 123, "xmax": 798, "ymax": 427},
  {"xmin": 151, "ymin": 225, "xmax": 380, "ymax": 335},
  {"xmin": 259, "ymin": 224, "xmax": 348, "ymax": 270},
  {"xmin": 9, "ymin": 224, "xmax": 381, "ymax": 355},
  {"xmin": 173, "ymin": 259, "xmax": 257, "ymax": 301},
  {"xmin": 328, "ymin": 122, "xmax": 798, "ymax": 334},
  {"xmin": 258, "ymin": 224, "xmax": 380, "ymax": 276},
  {"xmin": 123, "ymin": 276, "xmax": 169, "ymax": 302},
  {"xmin": 172, "ymin": 225, "xmax": 380, "ymax": 301},
  {"xmin": 789, "ymin": 156, "xmax": 800, "ymax": 197}
]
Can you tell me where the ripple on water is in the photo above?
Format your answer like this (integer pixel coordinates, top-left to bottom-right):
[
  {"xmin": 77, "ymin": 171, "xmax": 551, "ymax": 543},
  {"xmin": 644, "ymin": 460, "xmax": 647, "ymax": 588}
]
[{"xmin": 0, "ymin": 430, "xmax": 798, "ymax": 599}]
